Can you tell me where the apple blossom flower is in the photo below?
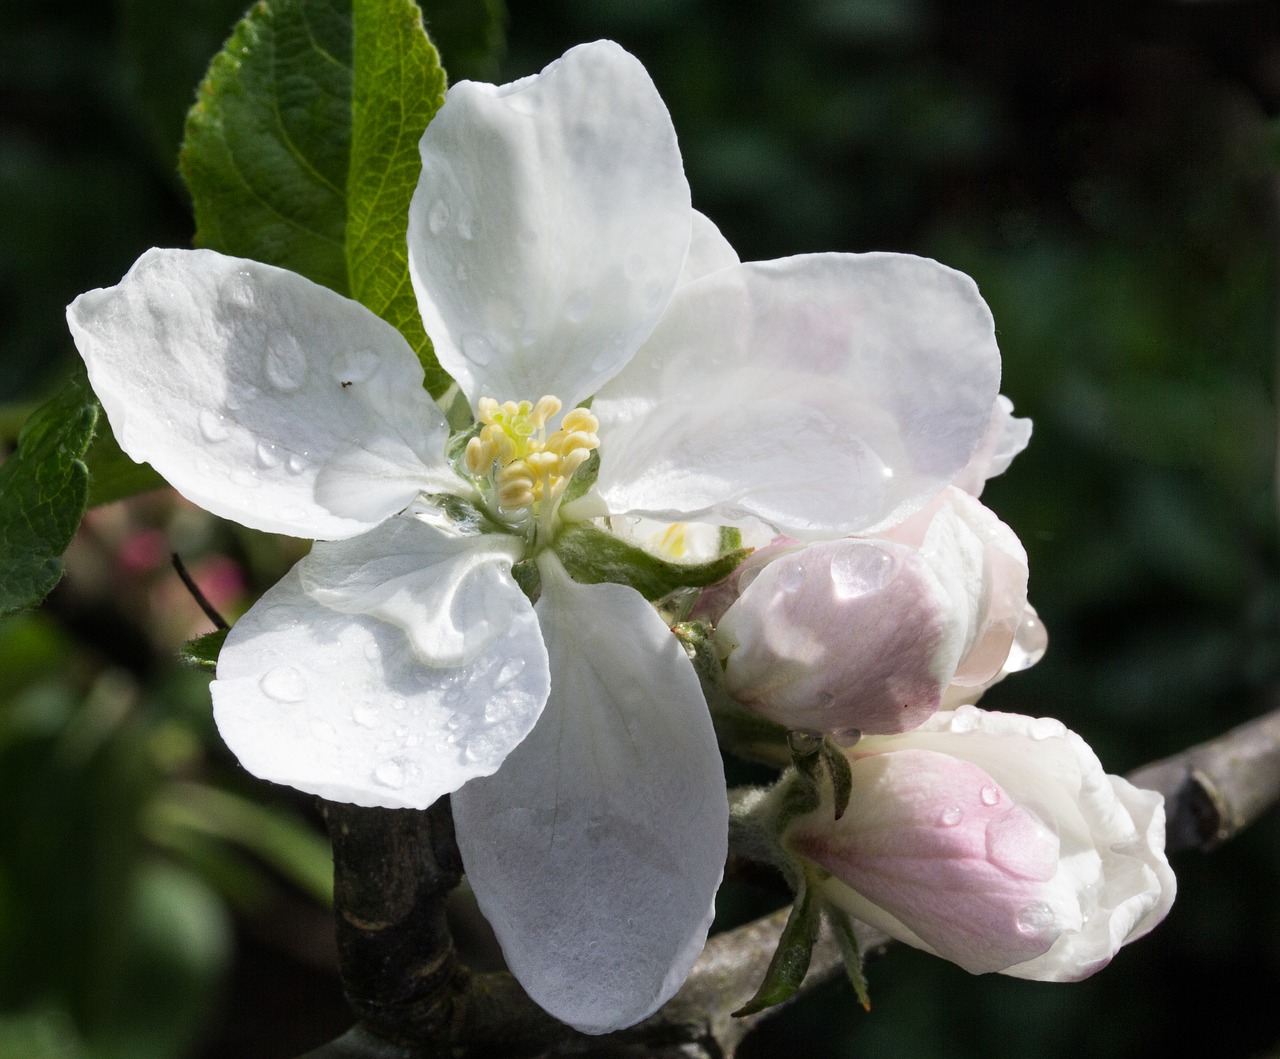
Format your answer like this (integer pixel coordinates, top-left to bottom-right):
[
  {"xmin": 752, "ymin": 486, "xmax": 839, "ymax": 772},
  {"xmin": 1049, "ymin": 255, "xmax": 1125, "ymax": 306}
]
[
  {"xmin": 784, "ymin": 705, "xmax": 1175, "ymax": 979},
  {"xmin": 713, "ymin": 486, "xmax": 1031, "ymax": 736},
  {"xmin": 66, "ymin": 41, "xmax": 1004, "ymax": 1031}
]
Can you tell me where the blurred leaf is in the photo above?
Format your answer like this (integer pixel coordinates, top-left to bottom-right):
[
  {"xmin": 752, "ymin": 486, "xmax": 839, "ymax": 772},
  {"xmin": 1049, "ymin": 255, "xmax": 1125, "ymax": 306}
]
[
  {"xmin": 0, "ymin": 374, "xmax": 99, "ymax": 616},
  {"xmin": 92, "ymin": 861, "xmax": 232, "ymax": 1059},
  {"xmin": 150, "ymin": 782, "xmax": 333, "ymax": 905},
  {"xmin": 180, "ymin": 0, "xmax": 449, "ymax": 393}
]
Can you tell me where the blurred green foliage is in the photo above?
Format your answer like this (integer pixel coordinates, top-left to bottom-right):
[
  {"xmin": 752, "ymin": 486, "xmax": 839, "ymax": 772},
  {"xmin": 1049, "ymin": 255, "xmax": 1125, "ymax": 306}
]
[{"xmin": 2, "ymin": 0, "xmax": 1279, "ymax": 1057}]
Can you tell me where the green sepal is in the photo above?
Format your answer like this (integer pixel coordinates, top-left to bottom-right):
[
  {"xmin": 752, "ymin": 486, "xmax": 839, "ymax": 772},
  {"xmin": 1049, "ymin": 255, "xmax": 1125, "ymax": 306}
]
[
  {"xmin": 553, "ymin": 523, "xmax": 748, "ymax": 602},
  {"xmin": 0, "ymin": 373, "xmax": 99, "ymax": 616},
  {"xmin": 789, "ymin": 731, "xmax": 854, "ymax": 821},
  {"xmin": 180, "ymin": 0, "xmax": 450, "ymax": 394},
  {"xmin": 825, "ymin": 903, "xmax": 872, "ymax": 1012},
  {"xmin": 179, "ymin": 628, "xmax": 229, "ymax": 672},
  {"xmin": 732, "ymin": 873, "xmax": 822, "ymax": 1018}
]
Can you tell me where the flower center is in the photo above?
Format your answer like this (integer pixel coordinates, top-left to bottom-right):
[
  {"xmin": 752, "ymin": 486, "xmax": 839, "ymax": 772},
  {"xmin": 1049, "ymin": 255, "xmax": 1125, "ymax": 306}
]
[{"xmin": 464, "ymin": 395, "xmax": 600, "ymax": 522}]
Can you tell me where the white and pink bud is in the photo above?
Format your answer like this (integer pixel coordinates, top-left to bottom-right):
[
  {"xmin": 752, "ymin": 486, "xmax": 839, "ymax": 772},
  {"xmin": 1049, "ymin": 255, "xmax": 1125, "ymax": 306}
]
[
  {"xmin": 713, "ymin": 488, "xmax": 1036, "ymax": 735},
  {"xmin": 785, "ymin": 705, "xmax": 1175, "ymax": 980}
]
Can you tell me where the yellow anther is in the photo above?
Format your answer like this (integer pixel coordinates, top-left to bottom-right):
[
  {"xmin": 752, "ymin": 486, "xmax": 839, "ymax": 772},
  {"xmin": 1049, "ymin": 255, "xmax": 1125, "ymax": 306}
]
[
  {"xmin": 531, "ymin": 395, "xmax": 562, "ymax": 428},
  {"xmin": 464, "ymin": 436, "xmax": 494, "ymax": 474},
  {"xmin": 525, "ymin": 450, "xmax": 560, "ymax": 476},
  {"xmin": 468, "ymin": 393, "xmax": 601, "ymax": 519},
  {"xmin": 561, "ymin": 407, "xmax": 598, "ymax": 434}
]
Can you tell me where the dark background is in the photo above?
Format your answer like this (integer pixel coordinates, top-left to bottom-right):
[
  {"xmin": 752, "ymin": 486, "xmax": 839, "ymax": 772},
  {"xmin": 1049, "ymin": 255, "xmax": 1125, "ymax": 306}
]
[{"xmin": 1, "ymin": 1, "xmax": 1279, "ymax": 1056}]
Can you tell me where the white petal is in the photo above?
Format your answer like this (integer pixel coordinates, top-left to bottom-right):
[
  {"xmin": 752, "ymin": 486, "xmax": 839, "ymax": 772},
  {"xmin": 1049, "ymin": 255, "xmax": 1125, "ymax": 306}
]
[
  {"xmin": 679, "ymin": 210, "xmax": 739, "ymax": 286},
  {"xmin": 68, "ymin": 249, "xmax": 453, "ymax": 540},
  {"xmin": 452, "ymin": 556, "xmax": 727, "ymax": 1033},
  {"xmin": 592, "ymin": 253, "xmax": 1001, "ymax": 538},
  {"xmin": 408, "ymin": 41, "xmax": 691, "ymax": 409},
  {"xmin": 211, "ymin": 521, "xmax": 549, "ymax": 810},
  {"xmin": 953, "ymin": 394, "xmax": 1033, "ymax": 496}
]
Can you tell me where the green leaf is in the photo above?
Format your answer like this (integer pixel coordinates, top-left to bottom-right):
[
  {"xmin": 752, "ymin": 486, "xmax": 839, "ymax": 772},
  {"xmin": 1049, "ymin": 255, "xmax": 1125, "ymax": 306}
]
[
  {"xmin": 180, "ymin": 0, "xmax": 450, "ymax": 393},
  {"xmin": 820, "ymin": 735, "xmax": 853, "ymax": 821},
  {"xmin": 0, "ymin": 375, "xmax": 99, "ymax": 616},
  {"xmin": 83, "ymin": 418, "xmax": 167, "ymax": 508},
  {"xmin": 732, "ymin": 876, "xmax": 821, "ymax": 1018},
  {"xmin": 554, "ymin": 523, "xmax": 748, "ymax": 602},
  {"xmin": 178, "ymin": 629, "xmax": 229, "ymax": 672}
]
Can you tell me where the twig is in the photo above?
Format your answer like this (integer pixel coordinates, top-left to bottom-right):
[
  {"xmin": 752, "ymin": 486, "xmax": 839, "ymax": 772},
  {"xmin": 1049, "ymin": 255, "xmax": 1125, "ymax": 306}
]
[
  {"xmin": 171, "ymin": 552, "xmax": 229, "ymax": 630},
  {"xmin": 1126, "ymin": 705, "xmax": 1280, "ymax": 851}
]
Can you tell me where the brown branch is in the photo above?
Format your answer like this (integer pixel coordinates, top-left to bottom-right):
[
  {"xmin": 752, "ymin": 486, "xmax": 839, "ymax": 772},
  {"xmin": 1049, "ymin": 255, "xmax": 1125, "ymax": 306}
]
[{"xmin": 1126, "ymin": 704, "xmax": 1280, "ymax": 852}]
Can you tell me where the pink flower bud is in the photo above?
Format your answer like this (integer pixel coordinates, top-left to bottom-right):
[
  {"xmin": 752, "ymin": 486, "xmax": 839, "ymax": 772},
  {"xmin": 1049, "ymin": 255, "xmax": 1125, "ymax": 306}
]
[
  {"xmin": 785, "ymin": 706, "xmax": 1175, "ymax": 980},
  {"xmin": 714, "ymin": 489, "xmax": 1033, "ymax": 735}
]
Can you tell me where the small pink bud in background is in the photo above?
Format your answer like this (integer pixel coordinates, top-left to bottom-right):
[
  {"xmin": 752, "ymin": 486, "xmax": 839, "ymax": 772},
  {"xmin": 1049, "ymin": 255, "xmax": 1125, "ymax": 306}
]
[{"xmin": 785, "ymin": 706, "xmax": 1175, "ymax": 980}]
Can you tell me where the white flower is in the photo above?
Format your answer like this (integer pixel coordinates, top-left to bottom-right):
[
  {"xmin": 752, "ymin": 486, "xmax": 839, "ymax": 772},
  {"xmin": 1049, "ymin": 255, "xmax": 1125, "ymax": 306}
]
[
  {"xmin": 785, "ymin": 705, "xmax": 1176, "ymax": 979},
  {"xmin": 66, "ymin": 41, "xmax": 1002, "ymax": 1032}
]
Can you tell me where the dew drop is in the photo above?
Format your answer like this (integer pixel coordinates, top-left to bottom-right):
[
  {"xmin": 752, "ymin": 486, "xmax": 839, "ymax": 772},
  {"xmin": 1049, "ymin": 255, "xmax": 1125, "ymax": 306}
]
[
  {"xmin": 455, "ymin": 262, "xmax": 468, "ymax": 281},
  {"xmin": 590, "ymin": 349, "xmax": 616, "ymax": 373},
  {"xmin": 352, "ymin": 704, "xmax": 381, "ymax": 729},
  {"xmin": 461, "ymin": 333, "xmax": 494, "ymax": 366},
  {"xmin": 254, "ymin": 441, "xmax": 281, "ymax": 468},
  {"xmin": 333, "ymin": 348, "xmax": 380, "ymax": 385},
  {"xmin": 428, "ymin": 199, "xmax": 450, "ymax": 235},
  {"xmin": 938, "ymin": 806, "xmax": 963, "ymax": 828},
  {"xmin": 830, "ymin": 726, "xmax": 862, "ymax": 748},
  {"xmin": 198, "ymin": 409, "xmax": 230, "ymax": 442},
  {"xmin": 1005, "ymin": 607, "xmax": 1049, "ymax": 673},
  {"xmin": 260, "ymin": 666, "xmax": 307, "ymax": 702},
  {"xmin": 1015, "ymin": 901, "xmax": 1058, "ymax": 937},
  {"xmin": 363, "ymin": 641, "xmax": 381, "ymax": 662},
  {"xmin": 564, "ymin": 290, "xmax": 592, "ymax": 323},
  {"xmin": 457, "ymin": 211, "xmax": 475, "ymax": 240},
  {"xmin": 285, "ymin": 453, "xmax": 309, "ymax": 475},
  {"xmin": 373, "ymin": 760, "xmax": 405, "ymax": 789},
  {"xmin": 494, "ymin": 658, "xmax": 525, "ymax": 688},
  {"xmin": 980, "ymin": 784, "xmax": 1001, "ymax": 806},
  {"xmin": 265, "ymin": 342, "xmax": 307, "ymax": 392},
  {"xmin": 778, "ymin": 562, "xmax": 805, "ymax": 593},
  {"xmin": 829, "ymin": 544, "xmax": 896, "ymax": 599},
  {"xmin": 390, "ymin": 696, "xmax": 407, "ymax": 711}
]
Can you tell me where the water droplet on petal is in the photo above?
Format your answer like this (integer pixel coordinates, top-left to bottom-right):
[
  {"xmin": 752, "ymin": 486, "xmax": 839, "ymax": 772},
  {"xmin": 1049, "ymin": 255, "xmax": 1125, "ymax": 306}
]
[
  {"xmin": 333, "ymin": 348, "xmax": 381, "ymax": 385},
  {"xmin": 829, "ymin": 544, "xmax": 896, "ymax": 599},
  {"xmin": 455, "ymin": 262, "xmax": 468, "ymax": 281},
  {"xmin": 373, "ymin": 760, "xmax": 405, "ymax": 789},
  {"xmin": 428, "ymin": 200, "xmax": 450, "ymax": 235},
  {"xmin": 260, "ymin": 666, "xmax": 307, "ymax": 702},
  {"xmin": 286, "ymin": 453, "xmax": 309, "ymax": 475},
  {"xmin": 352, "ymin": 704, "xmax": 380, "ymax": 729},
  {"xmin": 461, "ymin": 333, "xmax": 494, "ymax": 366},
  {"xmin": 457, "ymin": 210, "xmax": 475, "ymax": 240},
  {"xmin": 980, "ymin": 784, "xmax": 1001, "ymax": 806},
  {"xmin": 362, "ymin": 641, "xmax": 381, "ymax": 662},
  {"xmin": 390, "ymin": 696, "xmax": 406, "ymax": 711},
  {"xmin": 265, "ymin": 342, "xmax": 307, "ymax": 392},
  {"xmin": 1015, "ymin": 901, "xmax": 1059, "ymax": 937},
  {"xmin": 938, "ymin": 806, "xmax": 963, "ymax": 827},
  {"xmin": 1005, "ymin": 606, "xmax": 1049, "ymax": 673},
  {"xmin": 830, "ymin": 726, "xmax": 862, "ymax": 748},
  {"xmin": 255, "ymin": 441, "xmax": 281, "ymax": 468},
  {"xmin": 564, "ymin": 290, "xmax": 592, "ymax": 323},
  {"xmin": 494, "ymin": 658, "xmax": 525, "ymax": 689},
  {"xmin": 199, "ymin": 410, "xmax": 230, "ymax": 442},
  {"xmin": 778, "ymin": 562, "xmax": 805, "ymax": 593},
  {"xmin": 590, "ymin": 349, "xmax": 616, "ymax": 372}
]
